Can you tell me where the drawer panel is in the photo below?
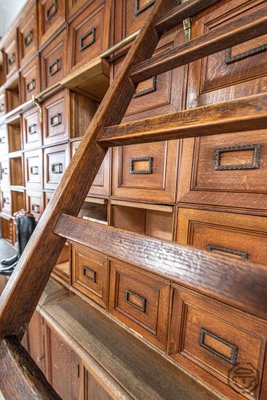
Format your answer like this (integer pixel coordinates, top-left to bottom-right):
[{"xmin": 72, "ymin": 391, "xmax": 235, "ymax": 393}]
[
  {"xmin": 0, "ymin": 159, "xmax": 9, "ymax": 185},
  {"xmin": 3, "ymin": 31, "xmax": 19, "ymax": 80},
  {"xmin": 26, "ymin": 191, "xmax": 44, "ymax": 220},
  {"xmin": 40, "ymin": 29, "xmax": 67, "ymax": 90},
  {"xmin": 177, "ymin": 208, "xmax": 267, "ymax": 266},
  {"xmin": 20, "ymin": 56, "xmax": 40, "ymax": 103},
  {"xmin": 43, "ymin": 89, "xmax": 69, "ymax": 145},
  {"xmin": 22, "ymin": 108, "xmax": 42, "ymax": 150},
  {"xmin": 44, "ymin": 144, "xmax": 68, "ymax": 190},
  {"xmin": 18, "ymin": 0, "xmax": 38, "ymax": 67},
  {"xmin": 67, "ymin": 0, "xmax": 89, "ymax": 19},
  {"xmin": 72, "ymin": 243, "xmax": 109, "ymax": 308},
  {"xmin": 109, "ymin": 260, "xmax": 170, "ymax": 349},
  {"xmin": 38, "ymin": 0, "xmax": 66, "ymax": 47},
  {"xmin": 24, "ymin": 149, "xmax": 42, "ymax": 190},
  {"xmin": 169, "ymin": 286, "xmax": 267, "ymax": 400},
  {"xmin": 1, "ymin": 189, "xmax": 11, "ymax": 214}
]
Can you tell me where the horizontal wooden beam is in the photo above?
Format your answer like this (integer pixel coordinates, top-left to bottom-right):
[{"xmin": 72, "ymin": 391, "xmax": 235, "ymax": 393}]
[
  {"xmin": 100, "ymin": 93, "xmax": 267, "ymax": 146},
  {"xmin": 131, "ymin": 7, "xmax": 267, "ymax": 83},
  {"xmin": 54, "ymin": 214, "xmax": 267, "ymax": 321},
  {"xmin": 0, "ymin": 337, "xmax": 61, "ymax": 400}
]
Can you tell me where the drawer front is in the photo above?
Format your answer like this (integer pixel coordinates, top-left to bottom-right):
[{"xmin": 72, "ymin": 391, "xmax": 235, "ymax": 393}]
[
  {"xmin": 20, "ymin": 57, "xmax": 40, "ymax": 103},
  {"xmin": 41, "ymin": 29, "xmax": 67, "ymax": 90},
  {"xmin": 0, "ymin": 159, "xmax": 9, "ymax": 185},
  {"xmin": 43, "ymin": 90, "xmax": 69, "ymax": 145},
  {"xmin": 18, "ymin": 0, "xmax": 38, "ymax": 67},
  {"xmin": 0, "ymin": 125, "xmax": 8, "ymax": 156},
  {"xmin": 112, "ymin": 141, "xmax": 178, "ymax": 203},
  {"xmin": 72, "ymin": 243, "xmax": 109, "ymax": 308},
  {"xmin": 177, "ymin": 208, "xmax": 267, "ymax": 267},
  {"xmin": 44, "ymin": 144, "xmax": 68, "ymax": 189},
  {"xmin": 68, "ymin": 0, "xmax": 109, "ymax": 71},
  {"xmin": 109, "ymin": 260, "xmax": 170, "ymax": 349},
  {"xmin": 67, "ymin": 0, "xmax": 88, "ymax": 19},
  {"xmin": 38, "ymin": 0, "xmax": 66, "ymax": 46},
  {"xmin": 25, "ymin": 150, "xmax": 42, "ymax": 190},
  {"xmin": 26, "ymin": 191, "xmax": 43, "ymax": 220},
  {"xmin": 1, "ymin": 190, "xmax": 11, "ymax": 214},
  {"xmin": 23, "ymin": 108, "xmax": 42, "ymax": 150},
  {"xmin": 169, "ymin": 286, "xmax": 267, "ymax": 400},
  {"xmin": 179, "ymin": 130, "xmax": 267, "ymax": 210},
  {"xmin": 0, "ymin": 94, "xmax": 6, "ymax": 118},
  {"xmin": 4, "ymin": 35, "xmax": 18, "ymax": 80}
]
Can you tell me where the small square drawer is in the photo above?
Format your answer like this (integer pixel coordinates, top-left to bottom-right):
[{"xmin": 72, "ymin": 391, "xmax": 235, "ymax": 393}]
[
  {"xmin": 20, "ymin": 56, "xmax": 41, "ymax": 103},
  {"xmin": 1, "ymin": 189, "xmax": 11, "ymax": 215},
  {"xmin": 22, "ymin": 107, "xmax": 42, "ymax": 150},
  {"xmin": 169, "ymin": 286, "xmax": 267, "ymax": 400},
  {"xmin": 26, "ymin": 190, "xmax": 44, "ymax": 220},
  {"xmin": 24, "ymin": 149, "xmax": 42, "ymax": 190},
  {"xmin": 38, "ymin": 0, "xmax": 66, "ymax": 47},
  {"xmin": 0, "ymin": 124, "xmax": 8, "ymax": 155},
  {"xmin": 109, "ymin": 260, "xmax": 170, "ymax": 350},
  {"xmin": 18, "ymin": 0, "xmax": 38, "ymax": 67},
  {"xmin": 40, "ymin": 29, "xmax": 67, "ymax": 90},
  {"xmin": 44, "ymin": 144, "xmax": 68, "ymax": 190},
  {"xmin": 2, "ymin": 30, "xmax": 19, "ymax": 80},
  {"xmin": 0, "ymin": 93, "xmax": 5, "ymax": 118},
  {"xmin": 43, "ymin": 89, "xmax": 69, "ymax": 145},
  {"xmin": 0, "ymin": 159, "xmax": 9, "ymax": 185},
  {"xmin": 68, "ymin": 0, "xmax": 109, "ymax": 72},
  {"xmin": 67, "ymin": 0, "xmax": 88, "ymax": 19},
  {"xmin": 72, "ymin": 243, "xmax": 109, "ymax": 309}
]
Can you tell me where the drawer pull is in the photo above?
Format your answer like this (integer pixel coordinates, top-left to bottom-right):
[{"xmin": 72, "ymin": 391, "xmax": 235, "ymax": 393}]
[
  {"xmin": 3, "ymin": 198, "xmax": 10, "ymax": 205},
  {"xmin": 26, "ymin": 79, "xmax": 36, "ymax": 93},
  {"xmin": 0, "ymin": 137, "xmax": 6, "ymax": 144},
  {"xmin": 225, "ymin": 43, "xmax": 267, "ymax": 65},
  {"xmin": 199, "ymin": 328, "xmax": 238, "ymax": 365},
  {"xmin": 215, "ymin": 144, "xmax": 261, "ymax": 171},
  {"xmin": 125, "ymin": 290, "xmax": 146, "ymax": 313},
  {"xmin": 0, "ymin": 103, "xmax": 4, "ymax": 113},
  {"xmin": 24, "ymin": 30, "xmax": 33, "ymax": 48},
  {"xmin": 50, "ymin": 113, "xmax": 62, "ymax": 127},
  {"xmin": 30, "ymin": 166, "xmax": 39, "ymax": 175},
  {"xmin": 134, "ymin": 0, "xmax": 156, "ymax": 16},
  {"xmin": 46, "ymin": 0, "xmax": 58, "ymax": 22},
  {"xmin": 133, "ymin": 76, "xmax": 157, "ymax": 98},
  {"xmin": 130, "ymin": 157, "xmax": 153, "ymax": 175},
  {"xmin": 2, "ymin": 167, "xmax": 8, "ymax": 175},
  {"xmin": 8, "ymin": 53, "xmax": 16, "ymax": 66},
  {"xmin": 48, "ymin": 59, "xmax": 61, "ymax": 77},
  {"xmin": 80, "ymin": 28, "xmax": 96, "ymax": 52},
  {"xmin": 28, "ymin": 123, "xmax": 37, "ymax": 135},
  {"xmin": 51, "ymin": 163, "xmax": 63, "ymax": 174},
  {"xmin": 207, "ymin": 245, "xmax": 249, "ymax": 261},
  {"xmin": 82, "ymin": 267, "xmax": 96, "ymax": 283},
  {"xmin": 31, "ymin": 204, "xmax": 40, "ymax": 213}
]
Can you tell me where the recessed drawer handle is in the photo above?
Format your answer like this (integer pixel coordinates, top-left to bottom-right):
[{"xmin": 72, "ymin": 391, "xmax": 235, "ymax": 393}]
[
  {"xmin": 50, "ymin": 113, "xmax": 62, "ymax": 127},
  {"xmin": 24, "ymin": 30, "xmax": 33, "ymax": 47},
  {"xmin": 130, "ymin": 157, "xmax": 153, "ymax": 175},
  {"xmin": 125, "ymin": 289, "xmax": 146, "ymax": 313},
  {"xmin": 31, "ymin": 204, "xmax": 40, "ymax": 213},
  {"xmin": 3, "ymin": 198, "xmax": 10, "ymax": 205},
  {"xmin": 30, "ymin": 166, "xmax": 39, "ymax": 175},
  {"xmin": 0, "ymin": 103, "xmax": 4, "ymax": 113},
  {"xmin": 80, "ymin": 28, "xmax": 96, "ymax": 52},
  {"xmin": 215, "ymin": 144, "xmax": 261, "ymax": 171},
  {"xmin": 2, "ymin": 167, "xmax": 8, "ymax": 175},
  {"xmin": 207, "ymin": 245, "xmax": 249, "ymax": 261},
  {"xmin": 51, "ymin": 163, "xmax": 63, "ymax": 174},
  {"xmin": 82, "ymin": 266, "xmax": 96, "ymax": 283},
  {"xmin": 8, "ymin": 53, "xmax": 16, "ymax": 66},
  {"xmin": 28, "ymin": 123, "xmax": 37, "ymax": 135},
  {"xmin": 26, "ymin": 79, "xmax": 36, "ymax": 93},
  {"xmin": 48, "ymin": 59, "xmax": 61, "ymax": 77},
  {"xmin": 133, "ymin": 76, "xmax": 157, "ymax": 98},
  {"xmin": 0, "ymin": 137, "xmax": 6, "ymax": 144},
  {"xmin": 199, "ymin": 328, "xmax": 238, "ymax": 365},
  {"xmin": 134, "ymin": 0, "xmax": 156, "ymax": 16},
  {"xmin": 46, "ymin": 0, "xmax": 58, "ymax": 22}
]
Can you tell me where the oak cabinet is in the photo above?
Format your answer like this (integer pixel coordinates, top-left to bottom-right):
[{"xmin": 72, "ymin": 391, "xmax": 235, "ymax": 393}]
[
  {"xmin": 18, "ymin": 0, "xmax": 38, "ymax": 68},
  {"xmin": 20, "ymin": 56, "xmax": 41, "ymax": 103},
  {"xmin": 38, "ymin": 0, "xmax": 67, "ymax": 47}
]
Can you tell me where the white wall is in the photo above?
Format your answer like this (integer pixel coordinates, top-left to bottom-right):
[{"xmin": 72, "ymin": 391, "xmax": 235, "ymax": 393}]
[{"xmin": 0, "ymin": 0, "xmax": 27, "ymax": 39}]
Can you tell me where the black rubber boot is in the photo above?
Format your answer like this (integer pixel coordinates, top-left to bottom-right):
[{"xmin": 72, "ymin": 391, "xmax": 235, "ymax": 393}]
[{"xmin": 1, "ymin": 253, "xmax": 18, "ymax": 266}]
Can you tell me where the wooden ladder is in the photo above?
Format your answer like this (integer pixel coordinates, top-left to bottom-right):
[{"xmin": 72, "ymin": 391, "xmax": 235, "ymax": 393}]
[{"xmin": 1, "ymin": 0, "xmax": 267, "ymax": 398}]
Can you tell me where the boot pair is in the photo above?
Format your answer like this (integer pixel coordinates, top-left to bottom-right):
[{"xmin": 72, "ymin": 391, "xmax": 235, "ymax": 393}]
[{"xmin": 0, "ymin": 254, "xmax": 19, "ymax": 275}]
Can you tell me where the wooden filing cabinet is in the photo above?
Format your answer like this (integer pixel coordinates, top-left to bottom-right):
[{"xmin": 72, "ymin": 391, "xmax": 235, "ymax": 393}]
[
  {"xmin": 38, "ymin": 0, "xmax": 67, "ymax": 47},
  {"xmin": 44, "ymin": 143, "xmax": 69, "ymax": 190},
  {"xmin": 26, "ymin": 312, "xmax": 46, "ymax": 374},
  {"xmin": 17, "ymin": 0, "xmax": 38, "ymax": 68},
  {"xmin": 7, "ymin": 117, "xmax": 22, "ymax": 153},
  {"xmin": 22, "ymin": 107, "xmax": 42, "ymax": 150},
  {"xmin": 5, "ymin": 78, "xmax": 20, "ymax": 113},
  {"xmin": 26, "ymin": 190, "xmax": 44, "ymax": 220},
  {"xmin": 1, "ymin": 29, "xmax": 19, "ymax": 81},
  {"xmin": 24, "ymin": 149, "xmax": 43, "ymax": 190},
  {"xmin": 67, "ymin": 0, "xmax": 92, "ymax": 20},
  {"xmin": 83, "ymin": 368, "xmax": 112, "ymax": 400},
  {"xmin": 20, "ymin": 56, "xmax": 41, "ymax": 103},
  {"xmin": 109, "ymin": 260, "xmax": 170, "ymax": 350},
  {"xmin": 2, "ymin": 189, "xmax": 25, "ymax": 216},
  {"xmin": 9, "ymin": 156, "xmax": 24, "ymax": 187}
]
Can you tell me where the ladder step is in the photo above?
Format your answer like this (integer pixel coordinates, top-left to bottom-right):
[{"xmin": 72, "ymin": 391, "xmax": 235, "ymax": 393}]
[
  {"xmin": 100, "ymin": 93, "xmax": 267, "ymax": 147},
  {"xmin": 54, "ymin": 214, "xmax": 267, "ymax": 321},
  {"xmin": 131, "ymin": 7, "xmax": 267, "ymax": 83}
]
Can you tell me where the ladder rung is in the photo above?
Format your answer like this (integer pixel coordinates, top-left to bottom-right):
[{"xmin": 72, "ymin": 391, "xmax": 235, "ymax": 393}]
[
  {"xmin": 131, "ymin": 7, "xmax": 267, "ymax": 83},
  {"xmin": 99, "ymin": 93, "xmax": 267, "ymax": 147},
  {"xmin": 54, "ymin": 214, "xmax": 267, "ymax": 321}
]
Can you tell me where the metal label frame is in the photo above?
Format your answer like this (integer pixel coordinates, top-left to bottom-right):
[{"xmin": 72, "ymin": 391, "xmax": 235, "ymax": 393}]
[
  {"xmin": 215, "ymin": 144, "xmax": 261, "ymax": 171},
  {"xmin": 129, "ymin": 157, "xmax": 153, "ymax": 175},
  {"xmin": 199, "ymin": 328, "xmax": 238, "ymax": 365}
]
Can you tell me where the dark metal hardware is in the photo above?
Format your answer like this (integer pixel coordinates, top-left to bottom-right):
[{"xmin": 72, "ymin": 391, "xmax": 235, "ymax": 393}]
[
  {"xmin": 125, "ymin": 290, "xmax": 146, "ymax": 313},
  {"xmin": 0, "ymin": 137, "xmax": 6, "ymax": 144},
  {"xmin": 32, "ymin": 204, "xmax": 40, "ymax": 213},
  {"xmin": 207, "ymin": 245, "xmax": 249, "ymax": 261},
  {"xmin": 50, "ymin": 113, "xmax": 62, "ymax": 127},
  {"xmin": 133, "ymin": 76, "xmax": 157, "ymax": 98},
  {"xmin": 24, "ymin": 31, "xmax": 33, "ymax": 47},
  {"xmin": 46, "ymin": 0, "xmax": 58, "ymax": 22},
  {"xmin": 3, "ymin": 197, "xmax": 10, "ymax": 205},
  {"xmin": 30, "ymin": 166, "xmax": 39, "ymax": 176},
  {"xmin": 51, "ymin": 163, "xmax": 63, "ymax": 174},
  {"xmin": 28, "ymin": 124, "xmax": 37, "ymax": 135},
  {"xmin": 225, "ymin": 44, "xmax": 267, "ymax": 65},
  {"xmin": 82, "ymin": 267, "xmax": 96, "ymax": 283},
  {"xmin": 215, "ymin": 144, "xmax": 261, "ymax": 171},
  {"xmin": 26, "ymin": 79, "xmax": 36, "ymax": 93},
  {"xmin": 0, "ymin": 103, "xmax": 4, "ymax": 113},
  {"xmin": 134, "ymin": 0, "xmax": 155, "ymax": 16},
  {"xmin": 199, "ymin": 328, "xmax": 238, "ymax": 365},
  {"xmin": 80, "ymin": 28, "xmax": 96, "ymax": 52},
  {"xmin": 129, "ymin": 157, "xmax": 153, "ymax": 175},
  {"xmin": 2, "ymin": 168, "xmax": 8, "ymax": 175},
  {"xmin": 8, "ymin": 53, "xmax": 16, "ymax": 66},
  {"xmin": 48, "ymin": 59, "xmax": 61, "ymax": 77}
]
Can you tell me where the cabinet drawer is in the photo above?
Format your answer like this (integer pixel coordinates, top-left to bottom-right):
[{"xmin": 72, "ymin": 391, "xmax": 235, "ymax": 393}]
[
  {"xmin": 22, "ymin": 107, "xmax": 42, "ymax": 150},
  {"xmin": 43, "ymin": 89, "xmax": 69, "ymax": 145},
  {"xmin": 109, "ymin": 260, "xmax": 170, "ymax": 350},
  {"xmin": 112, "ymin": 141, "xmax": 178, "ymax": 203},
  {"xmin": 0, "ymin": 93, "xmax": 6, "ymax": 118},
  {"xmin": 26, "ymin": 191, "xmax": 44, "ymax": 220},
  {"xmin": 72, "ymin": 243, "xmax": 109, "ymax": 309},
  {"xmin": 18, "ymin": 0, "xmax": 38, "ymax": 67},
  {"xmin": 38, "ymin": 0, "xmax": 66, "ymax": 47},
  {"xmin": 67, "ymin": 0, "xmax": 89, "ymax": 19},
  {"xmin": 20, "ymin": 56, "xmax": 41, "ymax": 103},
  {"xmin": 44, "ymin": 144, "xmax": 68, "ymax": 190},
  {"xmin": 1, "ymin": 189, "xmax": 11, "ymax": 214},
  {"xmin": 0, "ymin": 125, "xmax": 8, "ymax": 156},
  {"xmin": 0, "ymin": 159, "xmax": 9, "ymax": 185},
  {"xmin": 68, "ymin": 0, "xmax": 109, "ymax": 72},
  {"xmin": 24, "ymin": 149, "xmax": 42, "ymax": 190},
  {"xmin": 40, "ymin": 29, "xmax": 67, "ymax": 90},
  {"xmin": 179, "ymin": 130, "xmax": 267, "ymax": 210},
  {"xmin": 177, "ymin": 208, "xmax": 267, "ymax": 267},
  {"xmin": 2, "ymin": 31, "xmax": 19, "ymax": 80},
  {"xmin": 169, "ymin": 286, "xmax": 267, "ymax": 400}
]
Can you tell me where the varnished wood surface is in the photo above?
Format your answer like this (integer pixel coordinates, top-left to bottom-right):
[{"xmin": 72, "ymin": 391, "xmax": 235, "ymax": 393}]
[
  {"xmin": 100, "ymin": 92, "xmax": 267, "ymax": 146},
  {"xmin": 54, "ymin": 214, "xmax": 267, "ymax": 321}
]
